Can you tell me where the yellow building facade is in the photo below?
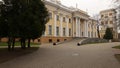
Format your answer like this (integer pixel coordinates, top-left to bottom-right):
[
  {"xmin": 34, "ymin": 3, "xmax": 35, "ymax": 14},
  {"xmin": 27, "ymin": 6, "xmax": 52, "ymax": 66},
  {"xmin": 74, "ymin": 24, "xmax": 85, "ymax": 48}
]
[
  {"xmin": 38, "ymin": 0, "xmax": 98, "ymax": 43},
  {"xmin": 99, "ymin": 9, "xmax": 118, "ymax": 39}
]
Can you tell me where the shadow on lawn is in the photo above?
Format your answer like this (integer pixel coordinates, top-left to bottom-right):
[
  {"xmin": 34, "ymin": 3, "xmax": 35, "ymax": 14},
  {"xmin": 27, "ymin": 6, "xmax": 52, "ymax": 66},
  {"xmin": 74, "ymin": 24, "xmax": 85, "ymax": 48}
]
[
  {"xmin": 0, "ymin": 47, "xmax": 39, "ymax": 64},
  {"xmin": 115, "ymin": 54, "xmax": 120, "ymax": 63}
]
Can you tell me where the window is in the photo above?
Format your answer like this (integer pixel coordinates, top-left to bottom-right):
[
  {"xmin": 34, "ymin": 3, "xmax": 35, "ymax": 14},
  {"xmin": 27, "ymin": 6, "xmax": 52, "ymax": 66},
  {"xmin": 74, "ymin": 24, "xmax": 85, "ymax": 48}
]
[
  {"xmin": 69, "ymin": 28, "xmax": 71, "ymax": 36},
  {"xmin": 42, "ymin": 31, "xmax": 45, "ymax": 36},
  {"xmin": 56, "ymin": 27, "xmax": 59, "ymax": 36},
  {"xmin": 91, "ymin": 32, "xmax": 93, "ymax": 37},
  {"xmin": 82, "ymin": 32, "xmax": 84, "ymax": 36},
  {"xmin": 105, "ymin": 16, "xmax": 108, "ymax": 18},
  {"xmin": 49, "ymin": 12, "xmax": 52, "ymax": 19},
  {"xmin": 101, "ymin": 22, "xmax": 104, "ymax": 25},
  {"xmin": 69, "ymin": 18, "xmax": 71, "ymax": 23},
  {"xmin": 101, "ymin": 15, "xmax": 104, "ymax": 18},
  {"xmin": 57, "ymin": 15, "xmax": 59, "ymax": 21},
  {"xmin": 49, "ymin": 39, "xmax": 52, "ymax": 43},
  {"xmin": 105, "ymin": 21, "xmax": 108, "ymax": 24},
  {"xmin": 95, "ymin": 32, "xmax": 96, "ymax": 37},
  {"xmin": 48, "ymin": 25, "xmax": 52, "ymax": 35},
  {"xmin": 110, "ymin": 21, "xmax": 113, "ymax": 24},
  {"xmin": 88, "ymin": 31, "xmax": 90, "ymax": 37},
  {"xmin": 63, "ymin": 17, "xmax": 66, "ymax": 22},
  {"xmin": 109, "ymin": 13, "xmax": 112, "ymax": 16},
  {"xmin": 63, "ymin": 28, "xmax": 66, "ymax": 36}
]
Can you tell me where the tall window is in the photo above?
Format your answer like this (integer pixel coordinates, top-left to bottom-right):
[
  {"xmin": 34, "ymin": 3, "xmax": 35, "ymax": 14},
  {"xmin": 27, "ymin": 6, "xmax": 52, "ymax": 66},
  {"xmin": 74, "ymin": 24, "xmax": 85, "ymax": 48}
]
[
  {"xmin": 57, "ymin": 15, "xmax": 59, "ymax": 21},
  {"xmin": 91, "ymin": 32, "xmax": 93, "ymax": 37},
  {"xmin": 56, "ymin": 27, "xmax": 59, "ymax": 36},
  {"xmin": 48, "ymin": 25, "xmax": 52, "ymax": 35},
  {"xmin": 63, "ymin": 28, "xmax": 66, "ymax": 36},
  {"xmin": 101, "ymin": 15, "xmax": 104, "ymax": 18},
  {"xmin": 101, "ymin": 21, "xmax": 104, "ymax": 25},
  {"xmin": 105, "ymin": 21, "xmax": 108, "ymax": 24},
  {"xmin": 69, "ymin": 18, "xmax": 71, "ymax": 23},
  {"xmin": 49, "ymin": 12, "xmax": 52, "ymax": 19},
  {"xmin": 110, "ymin": 21, "xmax": 113, "ymax": 24},
  {"xmin": 109, "ymin": 13, "xmax": 112, "ymax": 16},
  {"xmin": 63, "ymin": 17, "xmax": 66, "ymax": 22},
  {"xmin": 69, "ymin": 28, "xmax": 71, "ymax": 36},
  {"xmin": 88, "ymin": 31, "xmax": 90, "ymax": 37},
  {"xmin": 42, "ymin": 31, "xmax": 45, "ymax": 36}
]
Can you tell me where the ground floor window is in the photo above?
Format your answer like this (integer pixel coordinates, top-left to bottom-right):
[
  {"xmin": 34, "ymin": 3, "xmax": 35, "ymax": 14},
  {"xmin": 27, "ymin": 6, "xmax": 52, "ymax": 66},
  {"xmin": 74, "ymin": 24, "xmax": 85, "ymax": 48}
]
[
  {"xmin": 82, "ymin": 32, "xmax": 84, "ymax": 36},
  {"xmin": 48, "ymin": 25, "xmax": 52, "ymax": 35},
  {"xmin": 88, "ymin": 31, "xmax": 90, "ymax": 37},
  {"xmin": 69, "ymin": 28, "xmax": 71, "ymax": 36},
  {"xmin": 56, "ymin": 27, "xmax": 59, "ymax": 36},
  {"xmin": 63, "ymin": 28, "xmax": 66, "ymax": 36}
]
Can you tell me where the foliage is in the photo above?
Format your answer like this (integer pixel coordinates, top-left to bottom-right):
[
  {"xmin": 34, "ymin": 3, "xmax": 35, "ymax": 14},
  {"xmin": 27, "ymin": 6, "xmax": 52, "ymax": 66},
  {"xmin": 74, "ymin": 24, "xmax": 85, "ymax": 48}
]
[
  {"xmin": 0, "ymin": 0, "xmax": 49, "ymax": 50},
  {"xmin": 103, "ymin": 28, "xmax": 113, "ymax": 40}
]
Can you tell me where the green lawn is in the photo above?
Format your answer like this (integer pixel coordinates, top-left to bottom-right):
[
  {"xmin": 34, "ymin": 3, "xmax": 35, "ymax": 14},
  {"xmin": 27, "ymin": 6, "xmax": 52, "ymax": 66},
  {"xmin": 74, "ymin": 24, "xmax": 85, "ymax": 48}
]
[
  {"xmin": 112, "ymin": 45, "xmax": 120, "ymax": 49},
  {"xmin": 0, "ymin": 42, "xmax": 40, "ymax": 46}
]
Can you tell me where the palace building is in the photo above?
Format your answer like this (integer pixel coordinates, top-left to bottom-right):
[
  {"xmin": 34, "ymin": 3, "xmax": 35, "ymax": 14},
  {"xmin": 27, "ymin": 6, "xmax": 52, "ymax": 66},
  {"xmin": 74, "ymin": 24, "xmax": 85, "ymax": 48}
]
[
  {"xmin": 38, "ymin": 0, "xmax": 98, "ymax": 43},
  {"xmin": 99, "ymin": 8, "xmax": 118, "ymax": 39}
]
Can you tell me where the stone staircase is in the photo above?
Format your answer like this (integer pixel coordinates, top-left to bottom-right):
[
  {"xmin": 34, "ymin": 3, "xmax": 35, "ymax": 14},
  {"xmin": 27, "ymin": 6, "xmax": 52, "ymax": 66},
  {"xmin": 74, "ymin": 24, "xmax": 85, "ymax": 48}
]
[
  {"xmin": 77, "ymin": 38, "xmax": 108, "ymax": 45},
  {"xmin": 53, "ymin": 37, "xmax": 86, "ymax": 45}
]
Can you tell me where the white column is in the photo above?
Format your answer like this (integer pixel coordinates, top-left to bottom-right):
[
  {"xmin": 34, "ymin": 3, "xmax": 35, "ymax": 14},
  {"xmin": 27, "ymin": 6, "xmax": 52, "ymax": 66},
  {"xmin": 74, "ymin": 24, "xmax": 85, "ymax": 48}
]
[
  {"xmin": 78, "ymin": 18, "xmax": 81, "ymax": 37},
  {"xmin": 86, "ymin": 20, "xmax": 88, "ymax": 37},
  {"xmin": 54, "ymin": 13, "xmax": 57, "ymax": 36},
  {"xmin": 66, "ymin": 17, "xmax": 69, "ymax": 37},
  {"xmin": 76, "ymin": 17, "xmax": 78, "ymax": 37},
  {"xmin": 72, "ymin": 18, "xmax": 74, "ymax": 37},
  {"xmin": 84, "ymin": 21, "xmax": 86, "ymax": 37},
  {"xmin": 90, "ymin": 23, "xmax": 91, "ymax": 38},
  {"xmin": 60, "ymin": 15, "xmax": 63, "ymax": 37}
]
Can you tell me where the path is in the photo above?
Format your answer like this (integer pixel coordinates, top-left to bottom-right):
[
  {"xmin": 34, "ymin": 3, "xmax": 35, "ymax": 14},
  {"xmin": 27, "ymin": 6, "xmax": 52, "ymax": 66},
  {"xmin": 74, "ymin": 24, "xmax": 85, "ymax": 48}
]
[{"xmin": 0, "ymin": 40, "xmax": 120, "ymax": 68}]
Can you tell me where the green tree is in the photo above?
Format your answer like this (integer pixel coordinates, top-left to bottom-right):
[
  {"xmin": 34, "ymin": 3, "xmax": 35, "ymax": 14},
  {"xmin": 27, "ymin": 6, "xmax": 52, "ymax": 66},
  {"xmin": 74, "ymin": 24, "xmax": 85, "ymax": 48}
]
[
  {"xmin": 103, "ymin": 28, "xmax": 113, "ymax": 40},
  {"xmin": 0, "ymin": 0, "xmax": 49, "ymax": 50},
  {"xmin": 17, "ymin": 0, "xmax": 49, "ymax": 48},
  {"xmin": 0, "ymin": 3, "xmax": 8, "ymax": 42}
]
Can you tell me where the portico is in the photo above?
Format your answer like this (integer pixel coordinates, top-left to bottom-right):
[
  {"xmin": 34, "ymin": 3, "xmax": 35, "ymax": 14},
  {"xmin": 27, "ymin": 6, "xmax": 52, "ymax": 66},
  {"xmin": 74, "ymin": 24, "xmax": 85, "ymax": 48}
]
[{"xmin": 73, "ymin": 16, "xmax": 89, "ymax": 37}]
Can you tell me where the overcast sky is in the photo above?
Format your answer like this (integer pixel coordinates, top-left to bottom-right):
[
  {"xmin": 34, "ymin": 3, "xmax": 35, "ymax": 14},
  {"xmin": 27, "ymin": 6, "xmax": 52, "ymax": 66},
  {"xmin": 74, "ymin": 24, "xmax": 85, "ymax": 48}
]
[{"xmin": 61, "ymin": 0, "xmax": 114, "ymax": 16}]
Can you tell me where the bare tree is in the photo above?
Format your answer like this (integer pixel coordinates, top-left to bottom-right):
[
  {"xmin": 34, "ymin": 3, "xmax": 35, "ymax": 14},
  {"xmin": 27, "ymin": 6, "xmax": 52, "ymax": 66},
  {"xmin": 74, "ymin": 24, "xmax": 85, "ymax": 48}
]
[{"xmin": 93, "ymin": 14, "xmax": 101, "ymax": 38}]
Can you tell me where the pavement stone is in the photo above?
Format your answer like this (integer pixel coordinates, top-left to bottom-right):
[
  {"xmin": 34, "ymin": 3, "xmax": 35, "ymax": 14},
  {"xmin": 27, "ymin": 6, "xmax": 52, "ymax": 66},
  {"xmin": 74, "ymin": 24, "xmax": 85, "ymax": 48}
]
[{"xmin": 0, "ymin": 39, "xmax": 120, "ymax": 68}]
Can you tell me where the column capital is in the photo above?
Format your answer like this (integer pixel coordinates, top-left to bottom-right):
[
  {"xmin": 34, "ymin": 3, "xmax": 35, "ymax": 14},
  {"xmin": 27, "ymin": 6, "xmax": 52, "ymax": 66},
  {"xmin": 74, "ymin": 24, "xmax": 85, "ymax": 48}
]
[
  {"xmin": 53, "ymin": 11, "xmax": 58, "ymax": 14},
  {"xmin": 59, "ymin": 13, "xmax": 63, "ymax": 16}
]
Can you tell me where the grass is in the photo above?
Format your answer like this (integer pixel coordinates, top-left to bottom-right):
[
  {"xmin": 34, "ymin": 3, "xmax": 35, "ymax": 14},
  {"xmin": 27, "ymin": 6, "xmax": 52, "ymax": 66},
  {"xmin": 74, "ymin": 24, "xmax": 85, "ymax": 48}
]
[
  {"xmin": 0, "ymin": 42, "xmax": 40, "ymax": 46},
  {"xmin": 112, "ymin": 45, "xmax": 120, "ymax": 49}
]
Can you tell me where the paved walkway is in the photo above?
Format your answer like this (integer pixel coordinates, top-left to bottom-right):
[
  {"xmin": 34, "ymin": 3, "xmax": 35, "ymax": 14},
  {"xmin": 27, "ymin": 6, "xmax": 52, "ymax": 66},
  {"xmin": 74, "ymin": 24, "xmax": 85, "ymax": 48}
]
[{"xmin": 0, "ymin": 40, "xmax": 120, "ymax": 68}]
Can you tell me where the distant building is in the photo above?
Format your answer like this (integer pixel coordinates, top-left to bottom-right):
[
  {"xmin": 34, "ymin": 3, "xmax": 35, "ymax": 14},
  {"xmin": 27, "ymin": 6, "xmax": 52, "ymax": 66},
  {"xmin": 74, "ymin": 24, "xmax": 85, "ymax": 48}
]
[{"xmin": 99, "ymin": 8, "xmax": 118, "ymax": 39}]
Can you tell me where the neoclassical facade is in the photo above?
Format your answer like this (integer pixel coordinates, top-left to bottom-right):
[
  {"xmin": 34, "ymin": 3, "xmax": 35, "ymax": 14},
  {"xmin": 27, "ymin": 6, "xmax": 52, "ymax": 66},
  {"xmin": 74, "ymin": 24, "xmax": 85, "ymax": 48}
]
[
  {"xmin": 39, "ymin": 0, "xmax": 98, "ymax": 43},
  {"xmin": 99, "ymin": 8, "xmax": 118, "ymax": 39}
]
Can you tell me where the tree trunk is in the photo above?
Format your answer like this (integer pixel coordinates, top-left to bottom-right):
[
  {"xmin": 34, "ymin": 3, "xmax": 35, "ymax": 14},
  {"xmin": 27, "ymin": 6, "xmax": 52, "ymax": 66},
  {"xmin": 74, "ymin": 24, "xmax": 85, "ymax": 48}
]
[
  {"xmin": 0, "ymin": 38, "xmax": 1, "ymax": 42},
  {"xmin": 97, "ymin": 26, "xmax": 100, "ymax": 38},
  {"xmin": 12, "ymin": 38, "xmax": 15, "ymax": 50},
  {"xmin": 8, "ymin": 37, "xmax": 11, "ymax": 51},
  {"xmin": 20, "ymin": 39, "xmax": 23, "ymax": 49},
  {"xmin": 23, "ymin": 38, "xmax": 26, "ymax": 49},
  {"xmin": 21, "ymin": 38, "xmax": 26, "ymax": 49},
  {"xmin": 28, "ymin": 39, "xmax": 31, "ymax": 48}
]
